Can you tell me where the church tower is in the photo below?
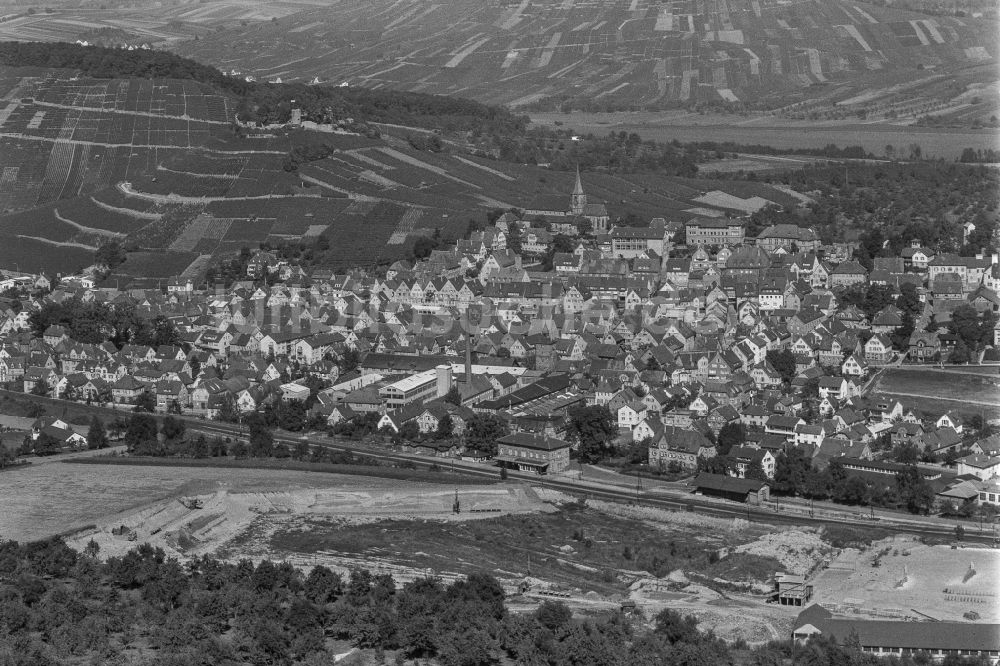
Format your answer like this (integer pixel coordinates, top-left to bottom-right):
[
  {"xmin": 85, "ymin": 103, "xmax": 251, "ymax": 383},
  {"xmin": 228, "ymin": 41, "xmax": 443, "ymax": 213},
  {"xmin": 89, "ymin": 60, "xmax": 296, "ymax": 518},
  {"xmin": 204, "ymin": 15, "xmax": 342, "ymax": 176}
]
[{"xmin": 570, "ymin": 164, "xmax": 586, "ymax": 216}]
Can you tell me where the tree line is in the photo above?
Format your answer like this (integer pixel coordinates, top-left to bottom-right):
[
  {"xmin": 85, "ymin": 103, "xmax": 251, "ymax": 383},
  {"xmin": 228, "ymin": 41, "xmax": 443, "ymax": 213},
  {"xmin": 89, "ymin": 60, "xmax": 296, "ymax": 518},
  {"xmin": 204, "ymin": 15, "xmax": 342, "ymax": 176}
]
[
  {"xmin": 28, "ymin": 297, "xmax": 181, "ymax": 349},
  {"xmin": 750, "ymin": 161, "xmax": 998, "ymax": 252},
  {"xmin": 0, "ymin": 41, "xmax": 526, "ymax": 136},
  {"xmin": 2, "ymin": 537, "xmax": 992, "ymax": 665},
  {"xmin": 770, "ymin": 447, "xmax": 937, "ymax": 515}
]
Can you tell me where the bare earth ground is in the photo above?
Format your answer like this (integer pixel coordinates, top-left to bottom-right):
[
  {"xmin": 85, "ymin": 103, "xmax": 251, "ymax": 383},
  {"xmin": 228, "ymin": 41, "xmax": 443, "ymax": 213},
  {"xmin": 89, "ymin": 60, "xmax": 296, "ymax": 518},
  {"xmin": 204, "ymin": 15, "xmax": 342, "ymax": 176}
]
[
  {"xmin": 31, "ymin": 463, "xmax": 995, "ymax": 643},
  {"xmin": 811, "ymin": 536, "xmax": 1000, "ymax": 622},
  {"xmin": 56, "ymin": 476, "xmax": 809, "ymax": 643},
  {"xmin": 67, "ymin": 482, "xmax": 552, "ymax": 561}
]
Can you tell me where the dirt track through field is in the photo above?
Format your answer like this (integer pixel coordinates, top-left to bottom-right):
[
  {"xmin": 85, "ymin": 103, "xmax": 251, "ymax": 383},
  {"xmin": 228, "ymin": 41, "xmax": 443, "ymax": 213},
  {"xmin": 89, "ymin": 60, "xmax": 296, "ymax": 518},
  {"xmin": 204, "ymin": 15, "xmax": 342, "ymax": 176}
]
[
  {"xmin": 117, "ymin": 181, "xmax": 319, "ymax": 203},
  {"xmin": 24, "ymin": 100, "xmax": 230, "ymax": 125},
  {"xmin": 54, "ymin": 208, "xmax": 127, "ymax": 238},
  {"xmin": 0, "ymin": 132, "xmax": 286, "ymax": 154}
]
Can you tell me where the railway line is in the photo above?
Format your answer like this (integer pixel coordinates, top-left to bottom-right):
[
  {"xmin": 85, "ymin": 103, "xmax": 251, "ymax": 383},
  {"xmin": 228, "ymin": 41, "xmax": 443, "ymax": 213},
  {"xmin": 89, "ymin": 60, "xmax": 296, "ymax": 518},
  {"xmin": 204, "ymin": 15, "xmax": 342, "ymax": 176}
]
[
  {"xmin": 6, "ymin": 390, "xmax": 996, "ymax": 546},
  {"xmin": 186, "ymin": 420, "xmax": 999, "ymax": 547}
]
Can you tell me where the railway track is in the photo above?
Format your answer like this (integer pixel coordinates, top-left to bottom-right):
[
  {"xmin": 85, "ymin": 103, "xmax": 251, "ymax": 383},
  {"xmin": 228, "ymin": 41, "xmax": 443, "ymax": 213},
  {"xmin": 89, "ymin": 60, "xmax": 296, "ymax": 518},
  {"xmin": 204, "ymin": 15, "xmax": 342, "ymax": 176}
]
[
  {"xmin": 6, "ymin": 390, "xmax": 996, "ymax": 546},
  {"xmin": 185, "ymin": 421, "xmax": 998, "ymax": 546}
]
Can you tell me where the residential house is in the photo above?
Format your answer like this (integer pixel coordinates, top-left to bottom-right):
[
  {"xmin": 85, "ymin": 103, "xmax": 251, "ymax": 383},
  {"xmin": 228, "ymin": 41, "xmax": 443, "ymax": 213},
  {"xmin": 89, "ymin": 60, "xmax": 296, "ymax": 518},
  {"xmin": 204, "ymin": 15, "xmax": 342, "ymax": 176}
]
[
  {"xmin": 495, "ymin": 433, "xmax": 571, "ymax": 474},
  {"xmin": 648, "ymin": 426, "xmax": 716, "ymax": 470}
]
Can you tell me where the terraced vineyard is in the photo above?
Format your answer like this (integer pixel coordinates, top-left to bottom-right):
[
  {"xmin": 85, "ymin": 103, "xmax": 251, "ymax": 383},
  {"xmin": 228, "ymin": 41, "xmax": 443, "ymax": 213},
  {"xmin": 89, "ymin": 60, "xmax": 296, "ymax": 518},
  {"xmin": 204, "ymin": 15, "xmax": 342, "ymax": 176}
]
[
  {"xmin": 0, "ymin": 66, "xmax": 811, "ymax": 277},
  {"xmin": 0, "ymin": 76, "xmax": 235, "ymax": 214}
]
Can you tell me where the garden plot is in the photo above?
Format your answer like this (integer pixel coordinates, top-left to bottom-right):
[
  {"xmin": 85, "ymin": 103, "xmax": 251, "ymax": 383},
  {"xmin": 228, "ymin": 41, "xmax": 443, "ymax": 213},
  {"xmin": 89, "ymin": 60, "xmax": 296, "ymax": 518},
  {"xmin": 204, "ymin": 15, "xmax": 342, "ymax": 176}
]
[
  {"xmin": 114, "ymin": 250, "xmax": 199, "ymax": 278},
  {"xmin": 375, "ymin": 147, "xmax": 481, "ymax": 189},
  {"xmin": 179, "ymin": 254, "xmax": 213, "ymax": 280},
  {"xmin": 169, "ymin": 213, "xmax": 234, "ymax": 251},
  {"xmin": 37, "ymin": 140, "xmax": 76, "ymax": 204},
  {"xmin": 965, "ymin": 47, "xmax": 991, "ymax": 62},
  {"xmin": 270, "ymin": 217, "xmax": 318, "ymax": 236},
  {"xmin": 852, "ymin": 5, "xmax": 878, "ymax": 23},
  {"xmin": 453, "ymin": 156, "xmax": 516, "ymax": 182},
  {"xmin": 387, "ymin": 207, "xmax": 423, "ymax": 244},
  {"xmin": 222, "ymin": 217, "xmax": 275, "ymax": 242},
  {"xmin": 0, "ymin": 166, "xmax": 17, "ymax": 190},
  {"xmin": 836, "ymin": 24, "xmax": 872, "ymax": 51},
  {"xmin": 445, "ymin": 36, "xmax": 491, "ymax": 69}
]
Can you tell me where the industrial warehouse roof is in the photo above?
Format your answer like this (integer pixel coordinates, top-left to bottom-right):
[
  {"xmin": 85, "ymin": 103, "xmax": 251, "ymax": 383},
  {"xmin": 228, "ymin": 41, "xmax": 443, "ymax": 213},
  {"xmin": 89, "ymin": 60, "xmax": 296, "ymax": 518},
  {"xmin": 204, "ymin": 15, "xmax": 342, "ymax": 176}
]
[
  {"xmin": 794, "ymin": 604, "xmax": 1000, "ymax": 652},
  {"xmin": 693, "ymin": 473, "xmax": 768, "ymax": 494}
]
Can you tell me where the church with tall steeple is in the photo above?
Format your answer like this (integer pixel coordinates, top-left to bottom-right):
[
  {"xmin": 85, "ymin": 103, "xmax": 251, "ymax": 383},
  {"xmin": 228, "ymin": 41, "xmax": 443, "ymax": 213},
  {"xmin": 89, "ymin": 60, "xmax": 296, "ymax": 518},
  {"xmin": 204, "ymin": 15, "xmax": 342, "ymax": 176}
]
[
  {"xmin": 522, "ymin": 165, "xmax": 610, "ymax": 233},
  {"xmin": 571, "ymin": 165, "xmax": 587, "ymax": 216}
]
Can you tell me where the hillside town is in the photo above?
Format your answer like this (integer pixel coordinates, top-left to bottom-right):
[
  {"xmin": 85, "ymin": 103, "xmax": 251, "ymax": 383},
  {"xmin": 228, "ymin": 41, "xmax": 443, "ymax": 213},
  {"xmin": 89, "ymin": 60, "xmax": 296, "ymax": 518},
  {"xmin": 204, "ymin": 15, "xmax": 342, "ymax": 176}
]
[{"xmin": 2, "ymin": 175, "xmax": 999, "ymax": 518}]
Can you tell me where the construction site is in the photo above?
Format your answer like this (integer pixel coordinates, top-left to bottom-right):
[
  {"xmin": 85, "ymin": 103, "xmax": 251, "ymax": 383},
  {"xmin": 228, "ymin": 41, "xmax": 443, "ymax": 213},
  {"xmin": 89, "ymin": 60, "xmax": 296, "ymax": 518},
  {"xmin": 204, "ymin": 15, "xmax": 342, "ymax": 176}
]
[
  {"xmin": 49, "ymin": 465, "xmax": 997, "ymax": 644},
  {"xmin": 809, "ymin": 535, "xmax": 1000, "ymax": 623},
  {"xmin": 67, "ymin": 480, "xmax": 554, "ymax": 561}
]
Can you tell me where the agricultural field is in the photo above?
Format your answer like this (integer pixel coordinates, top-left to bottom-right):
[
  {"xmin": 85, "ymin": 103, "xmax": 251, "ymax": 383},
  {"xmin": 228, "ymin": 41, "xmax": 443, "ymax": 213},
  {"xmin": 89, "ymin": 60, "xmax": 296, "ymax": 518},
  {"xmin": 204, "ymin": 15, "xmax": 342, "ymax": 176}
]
[
  {"xmin": 1, "ymin": 0, "xmax": 996, "ymax": 127},
  {"xmin": 114, "ymin": 250, "xmax": 201, "ymax": 281},
  {"xmin": 875, "ymin": 367, "xmax": 1000, "ymax": 421},
  {"xmin": 0, "ymin": 1, "xmax": 307, "ymax": 46},
  {"xmin": 169, "ymin": 0, "xmax": 996, "ymax": 121},
  {"xmin": 530, "ymin": 111, "xmax": 1000, "ymax": 160}
]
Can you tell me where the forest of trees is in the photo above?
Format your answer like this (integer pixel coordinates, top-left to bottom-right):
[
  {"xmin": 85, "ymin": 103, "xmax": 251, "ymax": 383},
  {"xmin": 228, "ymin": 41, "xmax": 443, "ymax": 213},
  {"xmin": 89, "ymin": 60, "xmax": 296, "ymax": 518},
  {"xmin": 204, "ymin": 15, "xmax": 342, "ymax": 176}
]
[
  {"xmin": 0, "ymin": 41, "xmax": 527, "ymax": 136},
  {"xmin": 491, "ymin": 128, "xmax": 700, "ymax": 176},
  {"xmin": 694, "ymin": 141, "xmax": 875, "ymax": 160},
  {"xmin": 747, "ymin": 161, "xmax": 999, "ymax": 252},
  {"xmin": 770, "ymin": 448, "xmax": 937, "ymax": 515},
  {"xmin": 0, "ymin": 537, "xmax": 991, "ymax": 666},
  {"xmin": 28, "ymin": 298, "xmax": 181, "ymax": 349}
]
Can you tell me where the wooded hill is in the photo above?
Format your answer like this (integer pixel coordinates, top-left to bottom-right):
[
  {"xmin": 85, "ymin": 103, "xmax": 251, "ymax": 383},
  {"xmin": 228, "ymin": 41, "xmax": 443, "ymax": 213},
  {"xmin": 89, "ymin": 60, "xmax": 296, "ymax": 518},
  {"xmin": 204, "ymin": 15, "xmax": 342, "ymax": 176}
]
[{"xmin": 0, "ymin": 41, "xmax": 526, "ymax": 134}]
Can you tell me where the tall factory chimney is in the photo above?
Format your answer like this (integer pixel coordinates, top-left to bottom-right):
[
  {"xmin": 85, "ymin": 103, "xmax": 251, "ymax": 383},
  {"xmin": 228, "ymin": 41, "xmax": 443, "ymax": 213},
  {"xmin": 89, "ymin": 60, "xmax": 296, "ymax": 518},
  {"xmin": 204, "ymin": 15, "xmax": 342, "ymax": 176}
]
[{"xmin": 464, "ymin": 327, "xmax": 473, "ymax": 385}]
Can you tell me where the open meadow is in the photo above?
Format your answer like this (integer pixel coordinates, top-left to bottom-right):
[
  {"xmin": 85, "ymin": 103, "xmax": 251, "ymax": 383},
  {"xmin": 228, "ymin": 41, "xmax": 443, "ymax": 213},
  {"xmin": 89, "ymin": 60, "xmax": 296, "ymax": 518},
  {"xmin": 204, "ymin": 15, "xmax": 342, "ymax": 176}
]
[
  {"xmin": 530, "ymin": 111, "xmax": 1000, "ymax": 160},
  {"xmin": 875, "ymin": 367, "xmax": 1000, "ymax": 421},
  {"xmin": 0, "ymin": 458, "xmax": 492, "ymax": 543}
]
